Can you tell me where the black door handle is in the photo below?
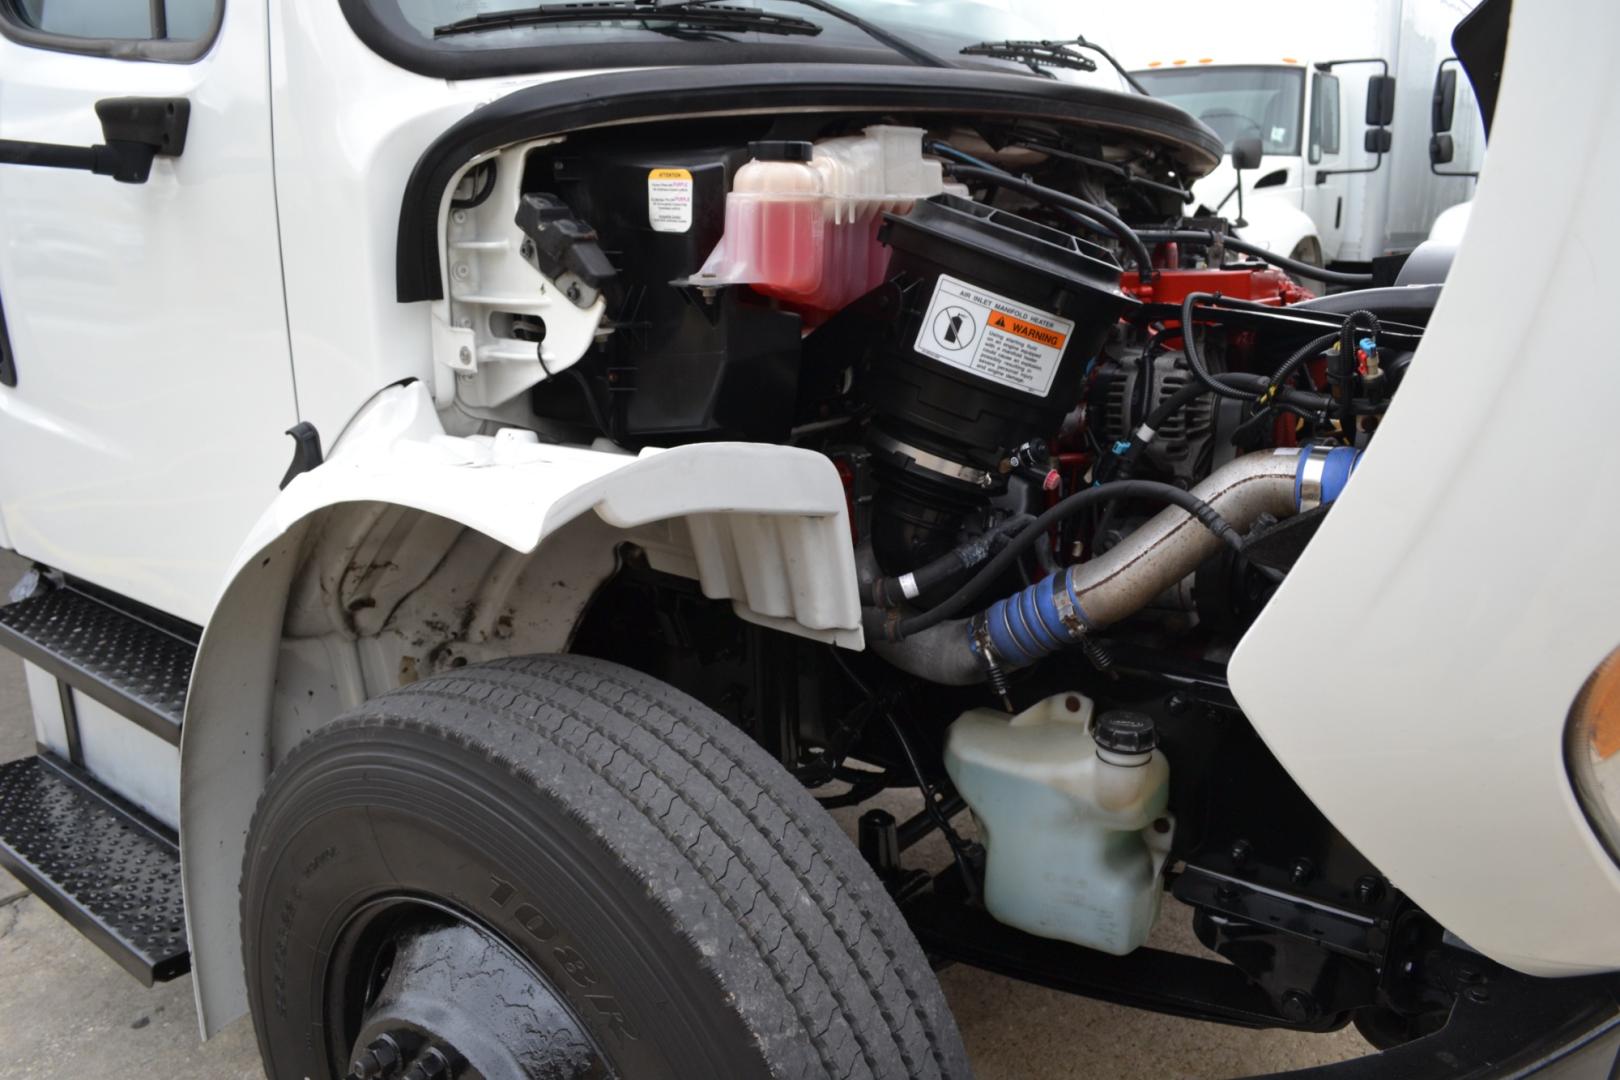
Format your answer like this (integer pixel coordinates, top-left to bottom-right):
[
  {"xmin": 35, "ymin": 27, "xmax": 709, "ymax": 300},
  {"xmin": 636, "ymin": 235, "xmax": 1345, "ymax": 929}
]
[{"xmin": 0, "ymin": 97, "xmax": 189, "ymax": 184}]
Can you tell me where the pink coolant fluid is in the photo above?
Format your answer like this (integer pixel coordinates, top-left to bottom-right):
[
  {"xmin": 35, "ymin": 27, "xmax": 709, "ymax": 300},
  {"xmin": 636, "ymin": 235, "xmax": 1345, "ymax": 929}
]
[{"xmin": 693, "ymin": 127, "xmax": 945, "ymax": 319}]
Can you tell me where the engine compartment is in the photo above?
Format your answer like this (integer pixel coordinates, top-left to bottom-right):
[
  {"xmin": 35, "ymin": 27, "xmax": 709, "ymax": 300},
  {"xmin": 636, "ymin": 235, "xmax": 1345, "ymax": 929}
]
[{"xmin": 435, "ymin": 98, "xmax": 1448, "ymax": 1041}]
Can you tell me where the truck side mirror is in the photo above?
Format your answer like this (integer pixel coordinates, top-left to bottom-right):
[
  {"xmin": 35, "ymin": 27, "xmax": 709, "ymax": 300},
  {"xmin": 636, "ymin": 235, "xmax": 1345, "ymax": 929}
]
[
  {"xmin": 1229, "ymin": 135, "xmax": 1262, "ymax": 228},
  {"xmin": 1364, "ymin": 129, "xmax": 1393, "ymax": 153},
  {"xmin": 1366, "ymin": 74, "xmax": 1397, "ymax": 126},
  {"xmin": 1432, "ymin": 67, "xmax": 1458, "ymax": 134},
  {"xmin": 1231, "ymin": 135, "xmax": 1263, "ymax": 171},
  {"xmin": 1430, "ymin": 133, "xmax": 1456, "ymax": 165}
]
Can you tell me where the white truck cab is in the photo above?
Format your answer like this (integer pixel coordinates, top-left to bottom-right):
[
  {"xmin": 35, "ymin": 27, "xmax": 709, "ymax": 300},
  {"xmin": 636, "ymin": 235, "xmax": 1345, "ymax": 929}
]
[
  {"xmin": 1099, "ymin": 0, "xmax": 1486, "ymax": 277},
  {"xmin": 0, "ymin": 2, "xmax": 1617, "ymax": 1078}
]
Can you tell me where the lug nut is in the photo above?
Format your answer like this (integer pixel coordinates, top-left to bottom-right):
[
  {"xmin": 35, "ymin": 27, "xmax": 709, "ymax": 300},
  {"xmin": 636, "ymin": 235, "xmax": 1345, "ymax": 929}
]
[
  {"xmin": 350, "ymin": 1034, "xmax": 403, "ymax": 1080},
  {"xmin": 404, "ymin": 1047, "xmax": 453, "ymax": 1080}
]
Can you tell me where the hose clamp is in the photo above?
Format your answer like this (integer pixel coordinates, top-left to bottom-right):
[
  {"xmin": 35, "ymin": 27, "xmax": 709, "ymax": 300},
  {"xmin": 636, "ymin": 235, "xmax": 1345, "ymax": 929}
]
[
  {"xmin": 1297, "ymin": 444, "xmax": 1335, "ymax": 512},
  {"xmin": 1051, "ymin": 573, "xmax": 1086, "ymax": 638},
  {"xmin": 869, "ymin": 430, "xmax": 996, "ymax": 490}
]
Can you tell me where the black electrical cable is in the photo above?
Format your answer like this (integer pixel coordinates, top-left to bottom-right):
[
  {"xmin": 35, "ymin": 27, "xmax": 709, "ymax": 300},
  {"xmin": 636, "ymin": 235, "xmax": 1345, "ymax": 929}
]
[
  {"xmin": 1266, "ymin": 330, "xmax": 1342, "ymax": 399},
  {"xmin": 1137, "ymin": 228, "xmax": 1375, "ymax": 286},
  {"xmin": 1180, "ymin": 291, "xmax": 1260, "ymax": 401},
  {"xmin": 889, "ymin": 479, "xmax": 1245, "ymax": 639},
  {"xmin": 945, "ymin": 165, "xmax": 1155, "ymax": 278},
  {"xmin": 1333, "ymin": 309, "xmax": 1381, "ymax": 443},
  {"xmin": 927, "ymin": 141, "xmax": 1115, "ymax": 239}
]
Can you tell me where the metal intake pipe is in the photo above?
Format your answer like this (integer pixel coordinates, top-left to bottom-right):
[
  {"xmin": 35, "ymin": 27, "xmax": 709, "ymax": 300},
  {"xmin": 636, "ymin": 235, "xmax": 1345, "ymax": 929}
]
[{"xmin": 870, "ymin": 445, "xmax": 1360, "ymax": 684}]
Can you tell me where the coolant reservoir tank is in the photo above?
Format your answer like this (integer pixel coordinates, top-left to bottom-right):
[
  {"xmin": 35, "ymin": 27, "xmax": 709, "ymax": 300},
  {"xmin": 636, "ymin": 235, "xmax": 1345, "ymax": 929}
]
[{"xmin": 945, "ymin": 695, "xmax": 1173, "ymax": 956}]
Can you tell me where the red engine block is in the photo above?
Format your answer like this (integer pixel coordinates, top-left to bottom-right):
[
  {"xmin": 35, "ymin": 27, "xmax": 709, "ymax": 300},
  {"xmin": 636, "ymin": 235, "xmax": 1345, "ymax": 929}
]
[{"xmin": 1119, "ymin": 265, "xmax": 1313, "ymax": 307}]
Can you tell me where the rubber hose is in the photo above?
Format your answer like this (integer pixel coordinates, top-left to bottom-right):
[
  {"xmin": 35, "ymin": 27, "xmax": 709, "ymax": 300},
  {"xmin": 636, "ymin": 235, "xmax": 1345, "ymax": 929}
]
[{"xmin": 889, "ymin": 480, "xmax": 1244, "ymax": 639}]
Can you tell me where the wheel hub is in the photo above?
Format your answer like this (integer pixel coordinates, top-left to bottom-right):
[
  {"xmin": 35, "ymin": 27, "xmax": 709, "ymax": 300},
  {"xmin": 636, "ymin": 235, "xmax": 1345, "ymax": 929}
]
[{"xmin": 338, "ymin": 911, "xmax": 612, "ymax": 1080}]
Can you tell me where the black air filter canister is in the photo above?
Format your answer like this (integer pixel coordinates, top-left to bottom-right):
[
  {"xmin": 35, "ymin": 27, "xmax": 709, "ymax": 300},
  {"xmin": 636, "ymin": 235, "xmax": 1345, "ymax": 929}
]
[{"xmin": 868, "ymin": 193, "xmax": 1137, "ymax": 470}]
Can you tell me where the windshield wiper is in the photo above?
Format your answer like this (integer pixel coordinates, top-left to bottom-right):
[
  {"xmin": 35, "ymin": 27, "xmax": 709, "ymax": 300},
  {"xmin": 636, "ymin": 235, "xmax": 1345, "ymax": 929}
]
[
  {"xmin": 434, "ymin": 2, "xmax": 823, "ymax": 40},
  {"xmin": 961, "ymin": 39, "xmax": 1097, "ymax": 78},
  {"xmin": 963, "ymin": 36, "xmax": 1148, "ymax": 95}
]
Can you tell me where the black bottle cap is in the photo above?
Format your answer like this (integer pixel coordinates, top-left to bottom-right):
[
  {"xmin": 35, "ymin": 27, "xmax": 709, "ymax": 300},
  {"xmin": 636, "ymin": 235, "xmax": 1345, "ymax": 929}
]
[
  {"xmin": 749, "ymin": 140, "xmax": 814, "ymax": 163},
  {"xmin": 1095, "ymin": 710, "xmax": 1157, "ymax": 756}
]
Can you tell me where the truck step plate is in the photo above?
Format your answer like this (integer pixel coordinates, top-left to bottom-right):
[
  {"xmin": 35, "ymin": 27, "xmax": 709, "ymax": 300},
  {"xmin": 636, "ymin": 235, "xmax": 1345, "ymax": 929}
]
[
  {"xmin": 0, "ymin": 586, "xmax": 194, "ymax": 745},
  {"xmin": 0, "ymin": 755, "xmax": 189, "ymax": 984}
]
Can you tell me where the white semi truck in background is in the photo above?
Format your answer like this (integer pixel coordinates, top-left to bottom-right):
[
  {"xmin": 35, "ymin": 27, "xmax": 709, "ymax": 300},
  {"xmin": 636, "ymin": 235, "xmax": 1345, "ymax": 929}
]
[{"xmin": 1080, "ymin": 0, "xmax": 1486, "ymax": 276}]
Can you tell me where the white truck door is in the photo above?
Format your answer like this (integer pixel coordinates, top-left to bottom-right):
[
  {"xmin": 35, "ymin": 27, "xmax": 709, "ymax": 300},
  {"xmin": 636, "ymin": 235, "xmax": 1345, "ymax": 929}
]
[
  {"xmin": 1302, "ymin": 69, "xmax": 1347, "ymax": 261},
  {"xmin": 0, "ymin": 0, "xmax": 296, "ymax": 624}
]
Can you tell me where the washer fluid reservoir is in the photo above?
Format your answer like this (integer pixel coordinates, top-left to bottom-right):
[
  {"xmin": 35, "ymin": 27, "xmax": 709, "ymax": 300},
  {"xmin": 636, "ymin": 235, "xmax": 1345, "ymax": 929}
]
[{"xmin": 945, "ymin": 694, "xmax": 1173, "ymax": 956}]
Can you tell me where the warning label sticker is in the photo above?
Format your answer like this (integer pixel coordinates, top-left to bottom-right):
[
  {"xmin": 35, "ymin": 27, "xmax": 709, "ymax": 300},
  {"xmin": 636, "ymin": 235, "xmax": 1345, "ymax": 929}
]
[
  {"xmin": 912, "ymin": 274, "xmax": 1075, "ymax": 397},
  {"xmin": 647, "ymin": 168, "xmax": 693, "ymax": 233}
]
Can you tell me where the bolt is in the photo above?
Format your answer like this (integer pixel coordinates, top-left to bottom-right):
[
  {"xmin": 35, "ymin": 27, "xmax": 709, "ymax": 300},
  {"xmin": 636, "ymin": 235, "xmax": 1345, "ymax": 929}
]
[
  {"xmin": 451, "ymin": 210, "xmax": 467, "ymax": 225},
  {"xmin": 520, "ymin": 239, "xmax": 534, "ymax": 260},
  {"xmin": 566, "ymin": 283, "xmax": 582, "ymax": 303},
  {"xmin": 1229, "ymin": 839, "xmax": 1252, "ymax": 869},
  {"xmin": 1167, "ymin": 694, "xmax": 1191, "ymax": 715},
  {"xmin": 1280, "ymin": 990, "xmax": 1318, "ymax": 1023},
  {"xmin": 1216, "ymin": 884, "xmax": 1241, "ymax": 904},
  {"xmin": 1355, "ymin": 875, "xmax": 1385, "ymax": 905},
  {"xmin": 1289, "ymin": 857, "xmax": 1315, "ymax": 886},
  {"xmin": 457, "ymin": 346, "xmax": 472, "ymax": 366},
  {"xmin": 453, "ymin": 263, "xmax": 470, "ymax": 280},
  {"xmin": 1464, "ymin": 985, "xmax": 1491, "ymax": 1005}
]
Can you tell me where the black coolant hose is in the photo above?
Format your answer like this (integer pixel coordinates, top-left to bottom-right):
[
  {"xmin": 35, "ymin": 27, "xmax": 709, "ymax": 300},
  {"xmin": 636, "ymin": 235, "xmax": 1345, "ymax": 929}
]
[
  {"xmin": 1137, "ymin": 229, "xmax": 1375, "ymax": 286},
  {"xmin": 884, "ymin": 480, "xmax": 1244, "ymax": 640},
  {"xmin": 1177, "ymin": 292, "xmax": 1338, "ymax": 411},
  {"xmin": 946, "ymin": 165, "xmax": 1156, "ymax": 279},
  {"xmin": 868, "ymin": 513, "xmax": 1034, "ymax": 608}
]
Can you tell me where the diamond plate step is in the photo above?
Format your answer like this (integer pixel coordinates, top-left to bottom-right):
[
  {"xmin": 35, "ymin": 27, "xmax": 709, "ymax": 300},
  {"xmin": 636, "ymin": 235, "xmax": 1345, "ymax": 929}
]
[
  {"xmin": 0, "ymin": 586, "xmax": 195, "ymax": 745},
  {"xmin": 0, "ymin": 755, "xmax": 189, "ymax": 984}
]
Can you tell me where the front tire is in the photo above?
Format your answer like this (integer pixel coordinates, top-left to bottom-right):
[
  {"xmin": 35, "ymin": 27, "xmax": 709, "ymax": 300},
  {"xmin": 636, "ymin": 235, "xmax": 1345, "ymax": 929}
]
[{"xmin": 241, "ymin": 654, "xmax": 968, "ymax": 1080}]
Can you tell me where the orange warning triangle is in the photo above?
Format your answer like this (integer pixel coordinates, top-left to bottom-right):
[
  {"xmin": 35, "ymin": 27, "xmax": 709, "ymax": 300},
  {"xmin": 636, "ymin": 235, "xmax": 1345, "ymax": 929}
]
[{"xmin": 992, "ymin": 314, "xmax": 1008, "ymax": 328}]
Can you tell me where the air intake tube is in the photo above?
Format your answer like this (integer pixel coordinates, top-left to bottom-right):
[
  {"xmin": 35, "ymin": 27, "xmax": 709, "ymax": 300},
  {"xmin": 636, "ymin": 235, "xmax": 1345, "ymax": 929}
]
[{"xmin": 868, "ymin": 445, "xmax": 1360, "ymax": 684}]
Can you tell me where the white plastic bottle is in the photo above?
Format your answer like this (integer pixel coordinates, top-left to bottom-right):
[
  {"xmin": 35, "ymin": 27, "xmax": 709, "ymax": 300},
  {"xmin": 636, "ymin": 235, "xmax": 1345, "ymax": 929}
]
[{"xmin": 945, "ymin": 694, "xmax": 1173, "ymax": 956}]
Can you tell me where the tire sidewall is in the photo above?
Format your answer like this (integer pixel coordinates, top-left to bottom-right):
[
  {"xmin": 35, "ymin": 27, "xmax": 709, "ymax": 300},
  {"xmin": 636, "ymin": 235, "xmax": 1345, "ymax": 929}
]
[{"xmin": 242, "ymin": 720, "xmax": 766, "ymax": 1080}]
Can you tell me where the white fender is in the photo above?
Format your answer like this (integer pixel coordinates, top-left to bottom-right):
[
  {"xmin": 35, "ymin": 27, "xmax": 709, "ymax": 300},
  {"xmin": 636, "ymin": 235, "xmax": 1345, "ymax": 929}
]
[
  {"xmin": 1232, "ymin": 194, "xmax": 1320, "ymax": 266},
  {"xmin": 180, "ymin": 381, "xmax": 861, "ymax": 1033}
]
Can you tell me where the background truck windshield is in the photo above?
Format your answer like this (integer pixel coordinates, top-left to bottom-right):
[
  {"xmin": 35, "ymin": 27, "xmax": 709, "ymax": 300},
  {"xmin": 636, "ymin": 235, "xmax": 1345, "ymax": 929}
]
[{"xmin": 1133, "ymin": 65, "xmax": 1304, "ymax": 154}]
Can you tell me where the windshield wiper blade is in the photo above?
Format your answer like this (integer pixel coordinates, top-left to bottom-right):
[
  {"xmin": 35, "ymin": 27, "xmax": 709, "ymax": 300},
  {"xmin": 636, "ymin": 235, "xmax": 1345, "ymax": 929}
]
[
  {"xmin": 434, "ymin": 2, "xmax": 823, "ymax": 39},
  {"xmin": 961, "ymin": 39, "xmax": 1097, "ymax": 78},
  {"xmin": 963, "ymin": 35, "xmax": 1148, "ymax": 95}
]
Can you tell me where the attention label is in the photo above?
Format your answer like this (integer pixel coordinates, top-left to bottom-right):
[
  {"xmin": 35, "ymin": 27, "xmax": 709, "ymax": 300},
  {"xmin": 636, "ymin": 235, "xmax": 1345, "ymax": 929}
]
[
  {"xmin": 912, "ymin": 274, "xmax": 1074, "ymax": 397},
  {"xmin": 648, "ymin": 168, "xmax": 693, "ymax": 233}
]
